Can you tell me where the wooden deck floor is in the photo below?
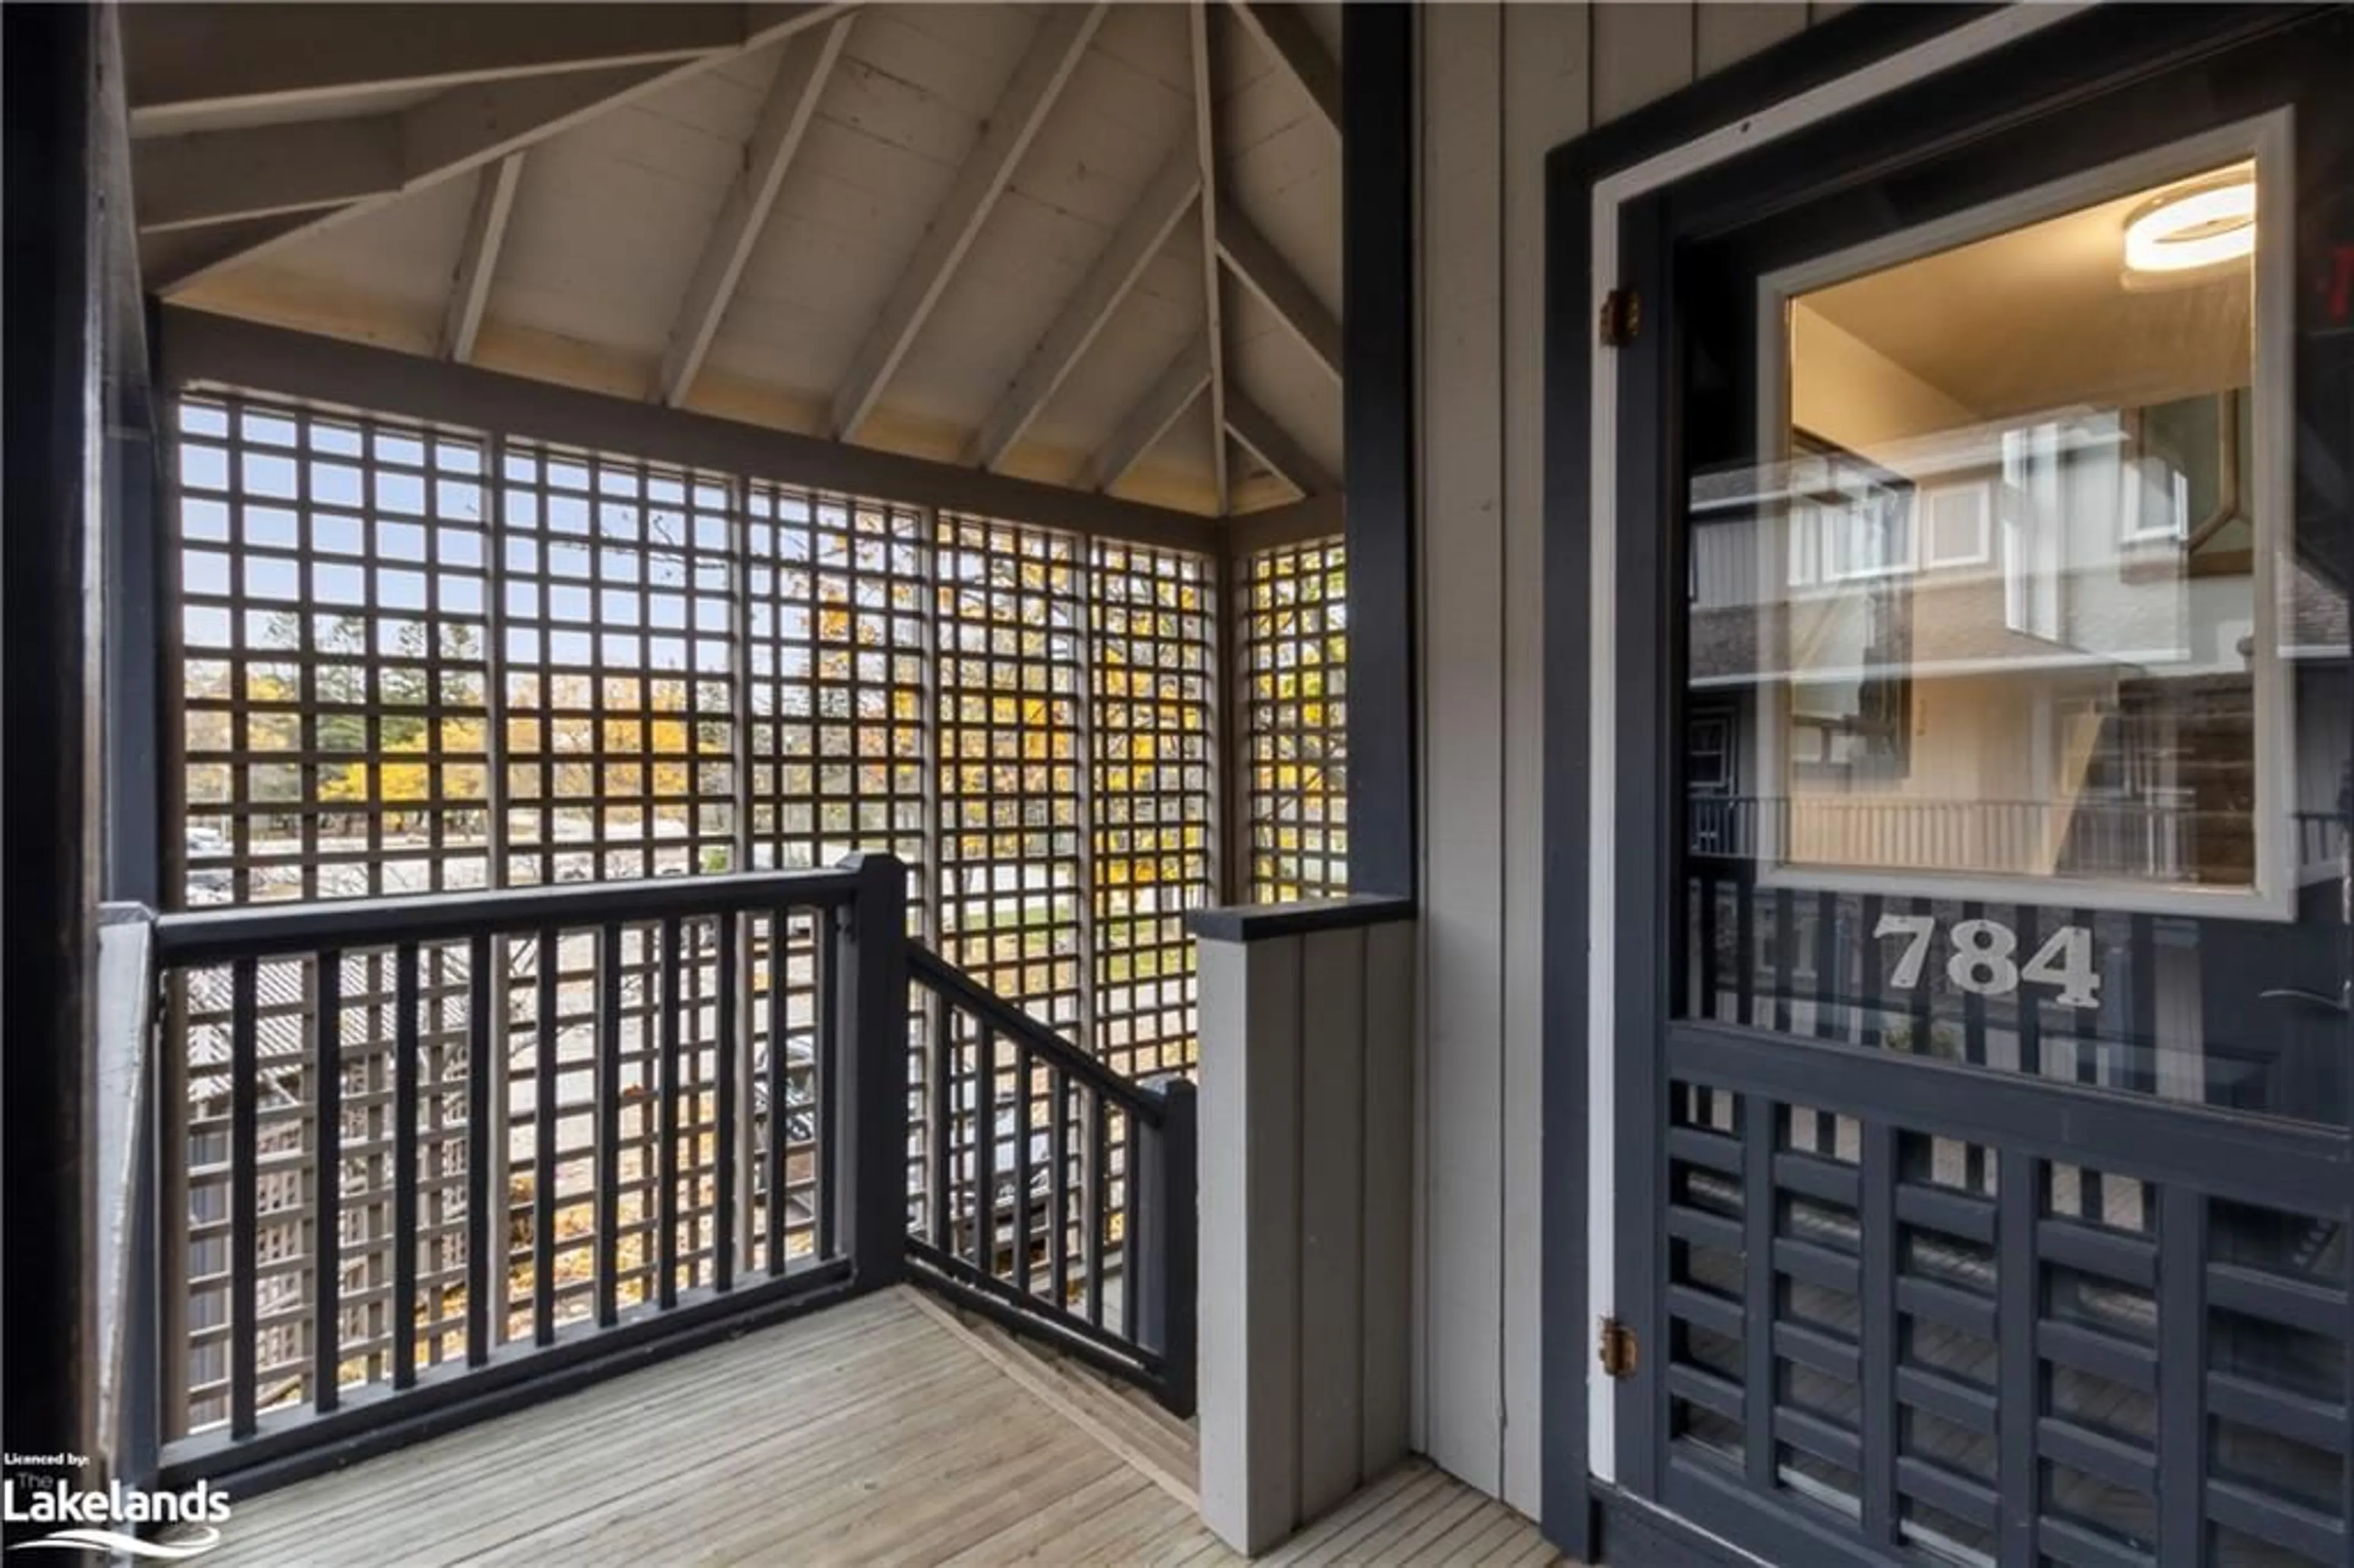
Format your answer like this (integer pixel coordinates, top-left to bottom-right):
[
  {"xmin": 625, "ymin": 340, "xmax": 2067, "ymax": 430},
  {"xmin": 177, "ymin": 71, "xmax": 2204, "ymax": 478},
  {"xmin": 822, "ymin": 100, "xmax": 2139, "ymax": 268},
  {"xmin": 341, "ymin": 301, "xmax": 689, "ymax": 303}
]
[{"xmin": 204, "ymin": 1288, "xmax": 1564, "ymax": 1566}]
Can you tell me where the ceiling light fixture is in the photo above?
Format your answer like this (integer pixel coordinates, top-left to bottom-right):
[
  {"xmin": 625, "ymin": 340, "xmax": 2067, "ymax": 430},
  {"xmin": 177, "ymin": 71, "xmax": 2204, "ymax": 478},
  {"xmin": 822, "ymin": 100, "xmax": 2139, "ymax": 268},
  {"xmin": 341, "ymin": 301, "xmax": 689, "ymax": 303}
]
[{"xmin": 2123, "ymin": 174, "xmax": 2256, "ymax": 276}]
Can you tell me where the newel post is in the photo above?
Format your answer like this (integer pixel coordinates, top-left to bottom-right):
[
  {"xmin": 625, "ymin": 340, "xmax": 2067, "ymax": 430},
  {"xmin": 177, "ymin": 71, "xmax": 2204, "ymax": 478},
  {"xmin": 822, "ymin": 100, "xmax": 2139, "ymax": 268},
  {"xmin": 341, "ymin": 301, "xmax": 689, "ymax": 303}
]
[
  {"xmin": 837, "ymin": 853, "xmax": 909, "ymax": 1292},
  {"xmin": 1128, "ymin": 1075, "xmax": 1198, "ymax": 1417},
  {"xmin": 1189, "ymin": 899, "xmax": 1417, "ymax": 1555}
]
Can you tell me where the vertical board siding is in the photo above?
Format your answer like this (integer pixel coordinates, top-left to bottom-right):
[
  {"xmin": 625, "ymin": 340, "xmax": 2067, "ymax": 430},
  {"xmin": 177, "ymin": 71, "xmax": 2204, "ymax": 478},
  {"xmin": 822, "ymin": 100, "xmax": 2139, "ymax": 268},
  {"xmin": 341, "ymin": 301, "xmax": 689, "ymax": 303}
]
[
  {"xmin": 1499, "ymin": 0, "xmax": 1591, "ymax": 1519},
  {"xmin": 1196, "ymin": 919, "xmax": 1418, "ymax": 1553},
  {"xmin": 1697, "ymin": 4, "xmax": 1810, "ymax": 74},
  {"xmin": 1361, "ymin": 916, "xmax": 1417, "ymax": 1482},
  {"xmin": 1413, "ymin": 0, "xmax": 1816, "ymax": 1524},
  {"xmin": 1298, "ymin": 925, "xmax": 1368, "ymax": 1520},
  {"xmin": 1197, "ymin": 931, "xmax": 1305, "ymax": 1552},
  {"xmin": 1417, "ymin": 0, "xmax": 1508, "ymax": 1501},
  {"xmin": 1592, "ymin": 4, "xmax": 1697, "ymax": 124}
]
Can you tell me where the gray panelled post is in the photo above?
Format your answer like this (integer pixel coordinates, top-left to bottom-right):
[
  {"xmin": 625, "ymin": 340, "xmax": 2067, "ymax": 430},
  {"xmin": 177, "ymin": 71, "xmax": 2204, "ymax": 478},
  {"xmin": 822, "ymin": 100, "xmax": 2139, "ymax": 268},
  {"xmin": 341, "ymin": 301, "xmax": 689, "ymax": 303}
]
[
  {"xmin": 837, "ymin": 853, "xmax": 909, "ymax": 1292},
  {"xmin": 1191, "ymin": 900, "xmax": 1417, "ymax": 1555}
]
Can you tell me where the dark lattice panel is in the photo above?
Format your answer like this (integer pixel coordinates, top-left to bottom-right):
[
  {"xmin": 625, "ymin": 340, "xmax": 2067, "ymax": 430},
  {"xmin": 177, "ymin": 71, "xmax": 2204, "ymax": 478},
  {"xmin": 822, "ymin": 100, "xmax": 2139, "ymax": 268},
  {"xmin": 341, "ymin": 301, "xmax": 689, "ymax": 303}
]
[
  {"xmin": 935, "ymin": 514, "xmax": 1086, "ymax": 1039},
  {"xmin": 497, "ymin": 444, "xmax": 737, "ymax": 885},
  {"xmin": 175, "ymin": 395, "xmax": 494, "ymax": 906},
  {"xmin": 1661, "ymin": 1076, "xmax": 2352, "ymax": 1568},
  {"xmin": 1090, "ymin": 541, "xmax": 1216, "ymax": 1080},
  {"xmin": 1240, "ymin": 536, "xmax": 1348, "ymax": 903}
]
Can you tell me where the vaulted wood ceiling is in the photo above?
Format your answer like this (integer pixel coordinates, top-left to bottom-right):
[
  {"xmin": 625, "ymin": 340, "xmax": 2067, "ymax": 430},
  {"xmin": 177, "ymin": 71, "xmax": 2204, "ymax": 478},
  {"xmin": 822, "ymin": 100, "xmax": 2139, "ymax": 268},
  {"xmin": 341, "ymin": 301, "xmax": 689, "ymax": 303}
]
[{"xmin": 127, "ymin": 2, "xmax": 1343, "ymax": 520}]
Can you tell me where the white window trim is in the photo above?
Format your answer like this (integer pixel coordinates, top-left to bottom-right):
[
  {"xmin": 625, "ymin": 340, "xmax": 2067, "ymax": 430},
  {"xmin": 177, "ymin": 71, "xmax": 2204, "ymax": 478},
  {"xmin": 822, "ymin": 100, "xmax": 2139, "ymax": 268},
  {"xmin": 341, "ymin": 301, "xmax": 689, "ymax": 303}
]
[
  {"xmin": 2119, "ymin": 453, "xmax": 2194, "ymax": 544},
  {"xmin": 1921, "ymin": 479, "xmax": 1994, "ymax": 568},
  {"xmin": 1750, "ymin": 108, "xmax": 2297, "ymax": 921}
]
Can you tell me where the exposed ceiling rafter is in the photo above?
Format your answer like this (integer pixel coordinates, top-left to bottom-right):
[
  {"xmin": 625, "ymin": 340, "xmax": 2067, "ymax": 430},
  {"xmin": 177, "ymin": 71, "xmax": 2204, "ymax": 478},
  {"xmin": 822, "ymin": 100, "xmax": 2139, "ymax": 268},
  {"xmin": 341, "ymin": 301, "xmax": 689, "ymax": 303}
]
[
  {"xmin": 830, "ymin": 3, "xmax": 1107, "ymax": 442},
  {"xmin": 1226, "ymin": 1, "xmax": 1339, "ymax": 147},
  {"xmin": 1217, "ymin": 196, "xmax": 1341, "ymax": 384},
  {"xmin": 125, "ymin": 4, "xmax": 758, "ymax": 129},
  {"xmin": 142, "ymin": 4, "xmax": 856, "ymax": 296},
  {"xmin": 1225, "ymin": 386, "xmax": 1332, "ymax": 498},
  {"xmin": 441, "ymin": 154, "xmax": 525, "ymax": 363},
  {"xmin": 135, "ymin": 118, "xmax": 402, "ymax": 234},
  {"xmin": 1188, "ymin": 0, "xmax": 1231, "ymax": 514},
  {"xmin": 657, "ymin": 15, "xmax": 856, "ymax": 408},
  {"xmin": 964, "ymin": 142, "xmax": 1200, "ymax": 472},
  {"xmin": 1091, "ymin": 339, "xmax": 1211, "ymax": 495}
]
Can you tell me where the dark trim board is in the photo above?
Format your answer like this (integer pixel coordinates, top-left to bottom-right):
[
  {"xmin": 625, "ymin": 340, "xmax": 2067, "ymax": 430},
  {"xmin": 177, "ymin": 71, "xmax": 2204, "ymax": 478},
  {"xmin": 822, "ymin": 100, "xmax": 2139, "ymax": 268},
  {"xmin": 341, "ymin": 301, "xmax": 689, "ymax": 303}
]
[
  {"xmin": 1186, "ymin": 894, "xmax": 1414, "ymax": 944},
  {"xmin": 154, "ymin": 308, "xmax": 1224, "ymax": 557},
  {"xmin": 1340, "ymin": 2, "xmax": 1415, "ymax": 902}
]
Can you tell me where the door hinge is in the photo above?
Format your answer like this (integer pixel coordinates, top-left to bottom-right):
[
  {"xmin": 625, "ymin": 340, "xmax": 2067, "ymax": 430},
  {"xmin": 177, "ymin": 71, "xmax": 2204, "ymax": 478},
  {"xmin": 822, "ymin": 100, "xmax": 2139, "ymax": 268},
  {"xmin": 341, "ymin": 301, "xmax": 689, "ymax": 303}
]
[
  {"xmin": 1599, "ymin": 289, "xmax": 1642, "ymax": 348},
  {"xmin": 1598, "ymin": 1314, "xmax": 1639, "ymax": 1380}
]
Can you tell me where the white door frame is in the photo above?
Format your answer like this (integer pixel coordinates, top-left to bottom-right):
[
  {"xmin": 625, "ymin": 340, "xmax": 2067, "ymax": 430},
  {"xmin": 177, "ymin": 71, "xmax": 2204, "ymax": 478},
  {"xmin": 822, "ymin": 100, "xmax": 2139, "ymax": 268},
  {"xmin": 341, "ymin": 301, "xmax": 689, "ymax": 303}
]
[{"xmin": 1579, "ymin": 1, "xmax": 2091, "ymax": 1486}]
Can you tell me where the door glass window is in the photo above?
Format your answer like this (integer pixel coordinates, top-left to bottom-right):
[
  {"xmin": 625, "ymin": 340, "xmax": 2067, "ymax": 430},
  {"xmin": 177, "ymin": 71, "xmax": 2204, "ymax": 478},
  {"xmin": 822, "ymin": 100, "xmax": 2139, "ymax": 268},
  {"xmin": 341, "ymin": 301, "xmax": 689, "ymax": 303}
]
[{"xmin": 1681, "ymin": 120, "xmax": 2350, "ymax": 1125}]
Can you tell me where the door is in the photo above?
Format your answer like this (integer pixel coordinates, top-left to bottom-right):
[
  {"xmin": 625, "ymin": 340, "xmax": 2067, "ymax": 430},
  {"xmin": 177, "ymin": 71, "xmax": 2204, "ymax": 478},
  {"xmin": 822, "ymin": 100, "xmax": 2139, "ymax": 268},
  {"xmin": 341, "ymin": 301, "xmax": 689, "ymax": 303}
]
[{"xmin": 1612, "ymin": 13, "xmax": 2354, "ymax": 1567}]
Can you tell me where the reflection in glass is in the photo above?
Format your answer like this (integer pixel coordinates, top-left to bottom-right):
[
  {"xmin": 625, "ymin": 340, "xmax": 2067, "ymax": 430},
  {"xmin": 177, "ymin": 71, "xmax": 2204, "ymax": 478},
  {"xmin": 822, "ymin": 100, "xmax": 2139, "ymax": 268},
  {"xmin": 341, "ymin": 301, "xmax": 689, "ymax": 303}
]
[{"xmin": 1678, "ymin": 147, "xmax": 2350, "ymax": 1127}]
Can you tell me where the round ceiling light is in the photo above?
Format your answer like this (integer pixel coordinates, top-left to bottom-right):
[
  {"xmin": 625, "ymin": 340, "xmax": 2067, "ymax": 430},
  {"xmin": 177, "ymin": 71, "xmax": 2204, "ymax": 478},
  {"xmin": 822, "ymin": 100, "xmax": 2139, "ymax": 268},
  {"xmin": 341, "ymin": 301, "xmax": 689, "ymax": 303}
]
[{"xmin": 2123, "ymin": 175, "xmax": 2256, "ymax": 276}]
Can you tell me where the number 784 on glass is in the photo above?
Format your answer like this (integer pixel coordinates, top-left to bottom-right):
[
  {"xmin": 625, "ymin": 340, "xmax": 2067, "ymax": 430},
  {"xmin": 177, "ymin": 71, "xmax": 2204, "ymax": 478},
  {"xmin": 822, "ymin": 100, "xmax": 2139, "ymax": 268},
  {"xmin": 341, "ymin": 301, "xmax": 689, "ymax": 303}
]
[{"xmin": 1871, "ymin": 913, "xmax": 2101, "ymax": 1010}]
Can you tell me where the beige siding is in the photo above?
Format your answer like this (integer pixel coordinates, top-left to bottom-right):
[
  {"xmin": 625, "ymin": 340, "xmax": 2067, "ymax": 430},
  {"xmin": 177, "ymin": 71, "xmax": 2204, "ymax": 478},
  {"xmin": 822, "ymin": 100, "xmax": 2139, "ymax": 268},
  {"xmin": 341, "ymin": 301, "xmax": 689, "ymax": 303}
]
[{"xmin": 1414, "ymin": 0, "xmax": 1823, "ymax": 1520}]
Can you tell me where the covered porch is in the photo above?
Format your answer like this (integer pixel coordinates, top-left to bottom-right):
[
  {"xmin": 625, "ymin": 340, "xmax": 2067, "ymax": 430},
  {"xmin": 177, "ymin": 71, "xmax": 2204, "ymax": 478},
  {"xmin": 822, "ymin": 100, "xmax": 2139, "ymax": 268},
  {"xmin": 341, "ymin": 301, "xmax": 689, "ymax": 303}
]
[{"xmin": 196, "ymin": 1288, "xmax": 1553, "ymax": 1567}]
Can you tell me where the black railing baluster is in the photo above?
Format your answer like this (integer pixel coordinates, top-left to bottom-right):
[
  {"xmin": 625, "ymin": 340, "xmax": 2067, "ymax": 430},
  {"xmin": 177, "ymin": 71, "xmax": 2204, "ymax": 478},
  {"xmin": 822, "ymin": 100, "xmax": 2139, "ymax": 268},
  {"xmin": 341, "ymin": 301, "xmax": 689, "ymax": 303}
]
[
  {"xmin": 815, "ymin": 910, "xmax": 838, "ymax": 1263},
  {"xmin": 392, "ymin": 942, "xmax": 421, "ymax": 1390},
  {"xmin": 1860, "ymin": 893, "xmax": 1885, "ymax": 1051},
  {"xmin": 229, "ymin": 957, "xmax": 259, "ymax": 1437},
  {"xmin": 1011, "ymin": 1042, "xmax": 1032, "ymax": 1296},
  {"xmin": 1049, "ymin": 1067, "xmax": 1069, "ymax": 1307},
  {"xmin": 716, "ymin": 911, "xmax": 739, "ymax": 1293},
  {"xmin": 658, "ymin": 917, "xmax": 682, "ymax": 1309},
  {"xmin": 1085, "ymin": 1093, "xmax": 1105, "ymax": 1328},
  {"xmin": 533, "ymin": 926, "xmax": 557, "ymax": 1347},
  {"xmin": 932, "ymin": 1008, "xmax": 953, "ymax": 1254},
  {"xmin": 975, "ymin": 1026, "xmax": 997, "ymax": 1273},
  {"xmin": 465, "ymin": 932, "xmax": 492, "ymax": 1366},
  {"xmin": 1119, "ymin": 1102, "xmax": 1138, "ymax": 1336},
  {"xmin": 765, "ymin": 911, "xmax": 788, "ymax": 1276},
  {"xmin": 313, "ymin": 951, "xmax": 343, "ymax": 1414},
  {"xmin": 595, "ymin": 922, "xmax": 622, "ymax": 1328}
]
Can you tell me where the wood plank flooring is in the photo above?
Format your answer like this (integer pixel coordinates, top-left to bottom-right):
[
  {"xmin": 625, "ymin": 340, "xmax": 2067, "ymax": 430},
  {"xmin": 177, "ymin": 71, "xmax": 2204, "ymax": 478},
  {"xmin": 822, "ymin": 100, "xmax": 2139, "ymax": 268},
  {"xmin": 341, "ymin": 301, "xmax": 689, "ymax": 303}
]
[{"xmin": 201, "ymin": 1288, "xmax": 1565, "ymax": 1566}]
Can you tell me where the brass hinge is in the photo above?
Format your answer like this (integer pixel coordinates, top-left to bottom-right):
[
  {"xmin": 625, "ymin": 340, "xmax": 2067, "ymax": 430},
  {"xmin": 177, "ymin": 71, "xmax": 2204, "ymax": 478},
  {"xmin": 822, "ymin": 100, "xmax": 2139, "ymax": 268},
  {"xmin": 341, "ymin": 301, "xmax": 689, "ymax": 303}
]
[
  {"xmin": 1598, "ymin": 289, "xmax": 1641, "ymax": 348},
  {"xmin": 1598, "ymin": 1315, "xmax": 1639, "ymax": 1380}
]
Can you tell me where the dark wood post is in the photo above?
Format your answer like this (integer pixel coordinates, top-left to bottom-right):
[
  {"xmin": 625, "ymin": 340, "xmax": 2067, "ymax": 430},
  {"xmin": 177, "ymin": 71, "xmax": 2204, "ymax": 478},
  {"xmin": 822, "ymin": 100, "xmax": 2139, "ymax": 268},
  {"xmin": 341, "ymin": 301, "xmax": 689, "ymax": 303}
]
[
  {"xmin": 1127, "ymin": 1075, "xmax": 1198, "ymax": 1417},
  {"xmin": 837, "ymin": 853, "xmax": 909, "ymax": 1292}
]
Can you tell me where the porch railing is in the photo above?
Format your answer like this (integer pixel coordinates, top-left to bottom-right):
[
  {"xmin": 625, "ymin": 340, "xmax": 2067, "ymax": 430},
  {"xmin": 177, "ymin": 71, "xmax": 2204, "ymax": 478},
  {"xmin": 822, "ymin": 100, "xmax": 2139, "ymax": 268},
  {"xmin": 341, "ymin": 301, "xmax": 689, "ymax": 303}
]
[
  {"xmin": 131, "ymin": 852, "xmax": 1194, "ymax": 1492},
  {"xmin": 905, "ymin": 946, "xmax": 1197, "ymax": 1412}
]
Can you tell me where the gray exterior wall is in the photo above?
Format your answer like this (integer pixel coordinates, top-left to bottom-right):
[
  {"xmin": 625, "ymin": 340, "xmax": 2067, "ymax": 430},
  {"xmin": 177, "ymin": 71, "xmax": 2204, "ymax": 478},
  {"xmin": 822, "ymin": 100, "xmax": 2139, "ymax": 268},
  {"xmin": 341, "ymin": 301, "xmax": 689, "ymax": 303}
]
[{"xmin": 1412, "ymin": 0, "xmax": 1853, "ymax": 1518}]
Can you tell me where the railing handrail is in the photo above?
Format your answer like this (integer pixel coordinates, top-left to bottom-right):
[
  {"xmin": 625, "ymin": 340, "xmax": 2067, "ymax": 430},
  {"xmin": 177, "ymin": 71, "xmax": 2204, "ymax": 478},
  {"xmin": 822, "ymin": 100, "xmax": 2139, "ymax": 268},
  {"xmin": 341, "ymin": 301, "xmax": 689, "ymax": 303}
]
[
  {"xmin": 151, "ymin": 866, "xmax": 864, "ymax": 964},
  {"xmin": 906, "ymin": 944, "xmax": 1168, "ymax": 1124}
]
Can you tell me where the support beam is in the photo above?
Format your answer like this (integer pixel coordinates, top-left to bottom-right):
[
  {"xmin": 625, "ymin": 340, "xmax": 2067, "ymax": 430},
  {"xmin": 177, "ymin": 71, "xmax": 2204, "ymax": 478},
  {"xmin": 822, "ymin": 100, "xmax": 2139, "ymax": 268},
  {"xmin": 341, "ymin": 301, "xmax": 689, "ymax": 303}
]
[
  {"xmin": 160, "ymin": 306, "xmax": 1224, "ymax": 556},
  {"xmin": 127, "ymin": 4, "xmax": 752, "ymax": 127},
  {"xmin": 1091, "ymin": 339, "xmax": 1211, "ymax": 493},
  {"xmin": 442, "ymin": 154, "xmax": 525, "ymax": 363},
  {"xmin": 1189, "ymin": 1, "xmax": 1230, "ymax": 514},
  {"xmin": 1216, "ymin": 197, "xmax": 1341, "ymax": 384},
  {"xmin": 135, "ymin": 118, "xmax": 400, "ymax": 232},
  {"xmin": 658, "ymin": 17, "xmax": 854, "ymax": 407},
  {"xmin": 1225, "ymin": 388, "xmax": 1334, "ymax": 498},
  {"xmin": 831, "ymin": 3, "xmax": 1105, "ymax": 441},
  {"xmin": 1225, "ymin": 492, "xmax": 1344, "ymax": 557},
  {"xmin": 143, "ymin": 6, "xmax": 854, "ymax": 295},
  {"xmin": 1226, "ymin": 2, "xmax": 1340, "ymax": 146},
  {"xmin": 964, "ymin": 142, "xmax": 1199, "ymax": 470}
]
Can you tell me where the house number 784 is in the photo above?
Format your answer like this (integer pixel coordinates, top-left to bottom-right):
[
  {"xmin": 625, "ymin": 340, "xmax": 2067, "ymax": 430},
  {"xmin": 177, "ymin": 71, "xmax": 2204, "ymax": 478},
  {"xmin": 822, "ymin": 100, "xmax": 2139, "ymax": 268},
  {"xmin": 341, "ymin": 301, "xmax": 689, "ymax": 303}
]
[{"xmin": 1872, "ymin": 913, "xmax": 2101, "ymax": 1010}]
